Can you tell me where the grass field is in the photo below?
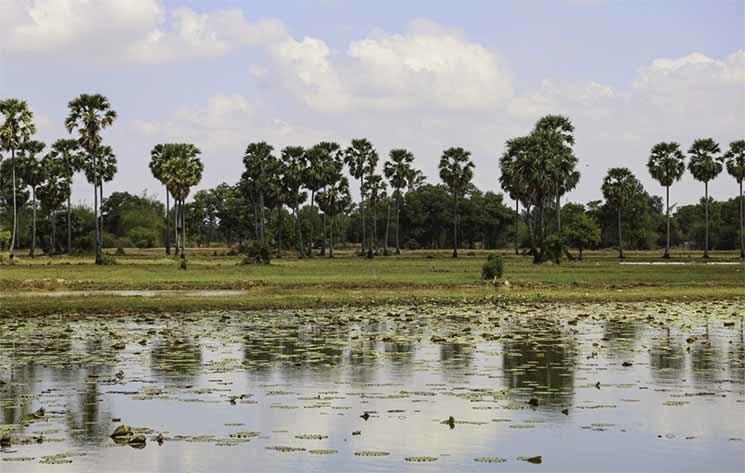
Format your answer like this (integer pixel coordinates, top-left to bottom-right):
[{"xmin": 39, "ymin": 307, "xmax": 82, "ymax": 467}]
[{"xmin": 0, "ymin": 247, "xmax": 743, "ymax": 315}]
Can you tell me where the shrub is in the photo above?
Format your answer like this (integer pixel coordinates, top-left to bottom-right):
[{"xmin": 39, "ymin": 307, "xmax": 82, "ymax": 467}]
[
  {"xmin": 98, "ymin": 253, "xmax": 117, "ymax": 265},
  {"xmin": 543, "ymin": 235, "xmax": 563, "ymax": 264},
  {"xmin": 240, "ymin": 241, "xmax": 271, "ymax": 265},
  {"xmin": 481, "ymin": 253, "xmax": 504, "ymax": 280},
  {"xmin": 115, "ymin": 247, "xmax": 126, "ymax": 257}
]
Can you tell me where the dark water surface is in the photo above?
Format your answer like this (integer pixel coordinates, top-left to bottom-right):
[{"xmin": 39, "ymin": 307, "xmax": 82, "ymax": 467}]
[{"xmin": 1, "ymin": 302, "xmax": 743, "ymax": 472}]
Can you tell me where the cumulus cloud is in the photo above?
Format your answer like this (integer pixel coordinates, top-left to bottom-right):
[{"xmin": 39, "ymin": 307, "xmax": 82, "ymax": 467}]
[
  {"xmin": 263, "ymin": 19, "xmax": 513, "ymax": 112},
  {"xmin": 0, "ymin": 0, "xmax": 287, "ymax": 63}
]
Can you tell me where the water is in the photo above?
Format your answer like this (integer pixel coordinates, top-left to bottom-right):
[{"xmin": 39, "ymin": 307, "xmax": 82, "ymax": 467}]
[{"xmin": 1, "ymin": 302, "xmax": 743, "ymax": 472}]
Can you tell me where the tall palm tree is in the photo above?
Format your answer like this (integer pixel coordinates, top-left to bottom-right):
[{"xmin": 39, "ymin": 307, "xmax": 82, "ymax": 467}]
[
  {"xmin": 50, "ymin": 139, "xmax": 82, "ymax": 254},
  {"xmin": 242, "ymin": 142, "xmax": 276, "ymax": 243},
  {"xmin": 0, "ymin": 99, "xmax": 37, "ymax": 258},
  {"xmin": 344, "ymin": 139, "xmax": 377, "ymax": 256},
  {"xmin": 384, "ymin": 148, "xmax": 416, "ymax": 256},
  {"xmin": 500, "ymin": 136, "xmax": 532, "ymax": 256},
  {"xmin": 317, "ymin": 176, "xmax": 351, "ymax": 258},
  {"xmin": 687, "ymin": 138, "xmax": 722, "ymax": 258},
  {"xmin": 279, "ymin": 146, "xmax": 308, "ymax": 258},
  {"xmin": 314, "ymin": 142, "xmax": 343, "ymax": 256},
  {"xmin": 601, "ymin": 167, "xmax": 644, "ymax": 259},
  {"xmin": 150, "ymin": 144, "xmax": 173, "ymax": 255},
  {"xmin": 365, "ymin": 173, "xmax": 386, "ymax": 255},
  {"xmin": 534, "ymin": 115, "xmax": 578, "ymax": 238},
  {"xmin": 64, "ymin": 94, "xmax": 117, "ymax": 264},
  {"xmin": 724, "ymin": 140, "xmax": 745, "ymax": 259},
  {"xmin": 647, "ymin": 142, "xmax": 686, "ymax": 259},
  {"xmin": 17, "ymin": 140, "xmax": 46, "ymax": 257},
  {"xmin": 439, "ymin": 147, "xmax": 474, "ymax": 258},
  {"xmin": 161, "ymin": 144, "xmax": 203, "ymax": 259}
]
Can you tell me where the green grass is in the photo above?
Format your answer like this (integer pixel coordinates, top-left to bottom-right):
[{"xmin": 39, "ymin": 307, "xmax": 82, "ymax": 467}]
[{"xmin": 0, "ymin": 248, "xmax": 742, "ymax": 315}]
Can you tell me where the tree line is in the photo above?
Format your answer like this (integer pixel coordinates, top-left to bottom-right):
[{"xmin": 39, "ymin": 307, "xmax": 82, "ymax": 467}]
[{"xmin": 1, "ymin": 96, "xmax": 744, "ymax": 263}]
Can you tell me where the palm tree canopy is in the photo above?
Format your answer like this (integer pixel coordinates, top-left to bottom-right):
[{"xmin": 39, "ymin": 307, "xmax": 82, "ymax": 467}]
[
  {"xmin": 724, "ymin": 139, "xmax": 745, "ymax": 183},
  {"xmin": 344, "ymin": 138, "xmax": 377, "ymax": 181},
  {"xmin": 160, "ymin": 143, "xmax": 203, "ymax": 201},
  {"xmin": 601, "ymin": 167, "xmax": 644, "ymax": 209},
  {"xmin": 317, "ymin": 176, "xmax": 352, "ymax": 217},
  {"xmin": 647, "ymin": 142, "xmax": 686, "ymax": 187},
  {"xmin": 384, "ymin": 148, "xmax": 416, "ymax": 192},
  {"xmin": 51, "ymin": 138, "xmax": 83, "ymax": 179},
  {"xmin": 499, "ymin": 135, "xmax": 532, "ymax": 203},
  {"xmin": 439, "ymin": 147, "xmax": 474, "ymax": 197},
  {"xmin": 17, "ymin": 140, "xmax": 47, "ymax": 188},
  {"xmin": 0, "ymin": 98, "xmax": 37, "ymax": 152},
  {"xmin": 279, "ymin": 146, "xmax": 308, "ymax": 208},
  {"xmin": 688, "ymin": 138, "xmax": 723, "ymax": 183},
  {"xmin": 82, "ymin": 145, "xmax": 117, "ymax": 185},
  {"xmin": 533, "ymin": 114, "xmax": 575, "ymax": 146},
  {"xmin": 64, "ymin": 94, "xmax": 117, "ymax": 153}
]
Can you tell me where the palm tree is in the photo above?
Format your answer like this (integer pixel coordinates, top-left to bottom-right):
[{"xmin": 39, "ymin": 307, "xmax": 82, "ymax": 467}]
[
  {"xmin": 161, "ymin": 144, "xmax": 203, "ymax": 259},
  {"xmin": 534, "ymin": 115, "xmax": 578, "ymax": 238},
  {"xmin": 344, "ymin": 139, "xmax": 377, "ymax": 256},
  {"xmin": 18, "ymin": 140, "xmax": 46, "ymax": 257},
  {"xmin": 384, "ymin": 148, "xmax": 416, "ymax": 255},
  {"xmin": 601, "ymin": 167, "xmax": 644, "ymax": 259},
  {"xmin": 150, "ymin": 144, "xmax": 173, "ymax": 256},
  {"xmin": 64, "ymin": 94, "xmax": 117, "ymax": 264},
  {"xmin": 499, "ymin": 136, "xmax": 531, "ymax": 256},
  {"xmin": 279, "ymin": 146, "xmax": 308, "ymax": 257},
  {"xmin": 242, "ymin": 142, "xmax": 276, "ymax": 242},
  {"xmin": 317, "ymin": 176, "xmax": 352, "ymax": 258},
  {"xmin": 50, "ymin": 139, "xmax": 82, "ymax": 254},
  {"xmin": 687, "ymin": 138, "xmax": 722, "ymax": 258},
  {"xmin": 0, "ymin": 99, "xmax": 37, "ymax": 258},
  {"xmin": 724, "ymin": 140, "xmax": 745, "ymax": 258},
  {"xmin": 439, "ymin": 147, "xmax": 474, "ymax": 258},
  {"xmin": 365, "ymin": 173, "xmax": 386, "ymax": 255},
  {"xmin": 647, "ymin": 142, "xmax": 686, "ymax": 259}
]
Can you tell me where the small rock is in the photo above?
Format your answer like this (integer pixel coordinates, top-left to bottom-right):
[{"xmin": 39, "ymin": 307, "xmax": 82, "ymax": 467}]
[
  {"xmin": 1, "ymin": 433, "xmax": 11, "ymax": 447},
  {"xmin": 128, "ymin": 435, "xmax": 147, "ymax": 447},
  {"xmin": 110, "ymin": 425, "xmax": 133, "ymax": 439},
  {"xmin": 526, "ymin": 456, "xmax": 542, "ymax": 464},
  {"xmin": 528, "ymin": 397, "xmax": 539, "ymax": 407},
  {"xmin": 561, "ymin": 408, "xmax": 569, "ymax": 415},
  {"xmin": 622, "ymin": 361, "xmax": 633, "ymax": 367}
]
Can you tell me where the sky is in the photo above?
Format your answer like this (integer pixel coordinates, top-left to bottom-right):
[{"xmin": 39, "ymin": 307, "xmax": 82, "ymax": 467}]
[{"xmin": 1, "ymin": 0, "xmax": 743, "ymax": 208}]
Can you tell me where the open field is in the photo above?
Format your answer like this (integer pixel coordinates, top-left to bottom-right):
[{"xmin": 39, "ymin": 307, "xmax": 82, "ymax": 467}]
[{"xmin": 0, "ymin": 248, "xmax": 742, "ymax": 315}]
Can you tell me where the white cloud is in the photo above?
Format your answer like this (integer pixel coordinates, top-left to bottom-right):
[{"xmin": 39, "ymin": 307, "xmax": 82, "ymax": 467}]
[
  {"xmin": 263, "ymin": 19, "xmax": 513, "ymax": 112},
  {"xmin": 0, "ymin": 0, "xmax": 287, "ymax": 63}
]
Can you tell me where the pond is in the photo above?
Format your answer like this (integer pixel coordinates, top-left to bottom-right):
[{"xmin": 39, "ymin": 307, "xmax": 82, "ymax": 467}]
[{"xmin": 1, "ymin": 302, "xmax": 743, "ymax": 472}]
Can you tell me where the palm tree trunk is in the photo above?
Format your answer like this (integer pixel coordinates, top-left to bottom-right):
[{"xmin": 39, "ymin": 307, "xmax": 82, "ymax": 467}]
[
  {"xmin": 31, "ymin": 187, "xmax": 37, "ymax": 257},
  {"xmin": 51, "ymin": 211, "xmax": 56, "ymax": 255},
  {"xmin": 740, "ymin": 180, "xmax": 745, "ymax": 259},
  {"xmin": 384, "ymin": 199, "xmax": 390, "ymax": 256},
  {"xmin": 99, "ymin": 182, "xmax": 104, "ymax": 245},
  {"xmin": 452, "ymin": 193, "xmax": 458, "ymax": 258},
  {"xmin": 93, "ymin": 153, "xmax": 101, "ymax": 264},
  {"xmin": 360, "ymin": 179, "xmax": 366, "ymax": 256},
  {"xmin": 295, "ymin": 204, "xmax": 303, "ymax": 258},
  {"xmin": 277, "ymin": 206, "xmax": 283, "ymax": 258},
  {"xmin": 514, "ymin": 200, "xmax": 519, "ymax": 255},
  {"xmin": 395, "ymin": 191, "xmax": 401, "ymax": 255},
  {"xmin": 308, "ymin": 190, "xmax": 315, "ymax": 256},
  {"xmin": 10, "ymin": 149, "xmax": 17, "ymax": 258},
  {"xmin": 165, "ymin": 188, "xmax": 171, "ymax": 256},
  {"xmin": 704, "ymin": 181, "xmax": 709, "ymax": 259},
  {"xmin": 372, "ymin": 204, "xmax": 378, "ymax": 256},
  {"xmin": 181, "ymin": 199, "xmax": 186, "ymax": 257},
  {"xmin": 259, "ymin": 192, "xmax": 265, "ymax": 241},
  {"xmin": 556, "ymin": 190, "xmax": 561, "ymax": 238},
  {"xmin": 664, "ymin": 185, "xmax": 670, "ymax": 259},
  {"xmin": 618, "ymin": 207, "xmax": 624, "ymax": 259},
  {"xmin": 321, "ymin": 210, "xmax": 326, "ymax": 256},
  {"xmin": 329, "ymin": 214, "xmax": 335, "ymax": 258},
  {"xmin": 67, "ymin": 193, "xmax": 72, "ymax": 254}
]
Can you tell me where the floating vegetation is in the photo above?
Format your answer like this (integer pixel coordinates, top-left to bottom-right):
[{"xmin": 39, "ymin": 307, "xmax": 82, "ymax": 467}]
[
  {"xmin": 474, "ymin": 456, "xmax": 507, "ymax": 463},
  {"xmin": 309, "ymin": 449, "xmax": 338, "ymax": 455},
  {"xmin": 354, "ymin": 451, "xmax": 391, "ymax": 457},
  {"xmin": 404, "ymin": 456, "xmax": 438, "ymax": 462},
  {"xmin": 265, "ymin": 446, "xmax": 306, "ymax": 453}
]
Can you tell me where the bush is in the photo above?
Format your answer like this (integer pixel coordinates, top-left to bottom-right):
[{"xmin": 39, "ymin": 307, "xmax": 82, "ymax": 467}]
[
  {"xmin": 97, "ymin": 253, "xmax": 117, "ymax": 265},
  {"xmin": 543, "ymin": 235, "xmax": 563, "ymax": 264},
  {"xmin": 0, "ymin": 230, "xmax": 10, "ymax": 251},
  {"xmin": 115, "ymin": 247, "xmax": 126, "ymax": 256},
  {"xmin": 481, "ymin": 253, "xmax": 504, "ymax": 280},
  {"xmin": 240, "ymin": 241, "xmax": 271, "ymax": 265}
]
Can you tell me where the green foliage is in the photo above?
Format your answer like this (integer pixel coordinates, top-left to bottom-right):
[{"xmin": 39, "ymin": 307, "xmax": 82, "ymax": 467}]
[
  {"xmin": 0, "ymin": 230, "xmax": 10, "ymax": 251},
  {"xmin": 240, "ymin": 240, "xmax": 272, "ymax": 265},
  {"xmin": 481, "ymin": 253, "xmax": 504, "ymax": 280},
  {"xmin": 543, "ymin": 235, "xmax": 564, "ymax": 264}
]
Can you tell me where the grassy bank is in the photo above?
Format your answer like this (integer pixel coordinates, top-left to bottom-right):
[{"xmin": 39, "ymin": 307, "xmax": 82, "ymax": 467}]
[{"xmin": 0, "ymin": 248, "xmax": 742, "ymax": 315}]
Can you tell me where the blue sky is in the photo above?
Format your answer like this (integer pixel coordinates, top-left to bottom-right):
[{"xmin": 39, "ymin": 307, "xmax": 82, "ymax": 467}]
[{"xmin": 1, "ymin": 0, "xmax": 743, "ymax": 206}]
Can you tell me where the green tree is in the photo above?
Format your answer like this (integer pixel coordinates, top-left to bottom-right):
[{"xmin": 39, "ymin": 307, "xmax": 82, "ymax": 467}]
[
  {"xmin": 534, "ymin": 115, "xmax": 579, "ymax": 240},
  {"xmin": 50, "ymin": 139, "xmax": 82, "ymax": 253},
  {"xmin": 17, "ymin": 140, "xmax": 46, "ymax": 257},
  {"xmin": 0, "ymin": 98, "xmax": 37, "ymax": 258},
  {"xmin": 64, "ymin": 94, "xmax": 117, "ymax": 264},
  {"xmin": 384, "ymin": 148, "xmax": 417, "ymax": 255},
  {"xmin": 439, "ymin": 147, "xmax": 474, "ymax": 258},
  {"xmin": 724, "ymin": 140, "xmax": 745, "ymax": 258},
  {"xmin": 36, "ymin": 154, "xmax": 72, "ymax": 253},
  {"xmin": 601, "ymin": 167, "xmax": 644, "ymax": 259},
  {"xmin": 647, "ymin": 142, "xmax": 686, "ymax": 258},
  {"xmin": 150, "ymin": 144, "xmax": 174, "ymax": 255},
  {"xmin": 687, "ymin": 138, "xmax": 722, "ymax": 258},
  {"xmin": 317, "ymin": 176, "xmax": 352, "ymax": 257},
  {"xmin": 562, "ymin": 203, "xmax": 600, "ymax": 260},
  {"xmin": 500, "ymin": 136, "xmax": 532, "ymax": 256},
  {"xmin": 344, "ymin": 138, "xmax": 377, "ymax": 256},
  {"xmin": 242, "ymin": 142, "xmax": 276, "ymax": 242},
  {"xmin": 279, "ymin": 146, "xmax": 308, "ymax": 257},
  {"xmin": 161, "ymin": 144, "xmax": 203, "ymax": 259}
]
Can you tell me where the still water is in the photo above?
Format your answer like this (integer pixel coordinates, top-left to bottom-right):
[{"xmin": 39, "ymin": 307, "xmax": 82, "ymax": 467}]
[{"xmin": 1, "ymin": 301, "xmax": 743, "ymax": 472}]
